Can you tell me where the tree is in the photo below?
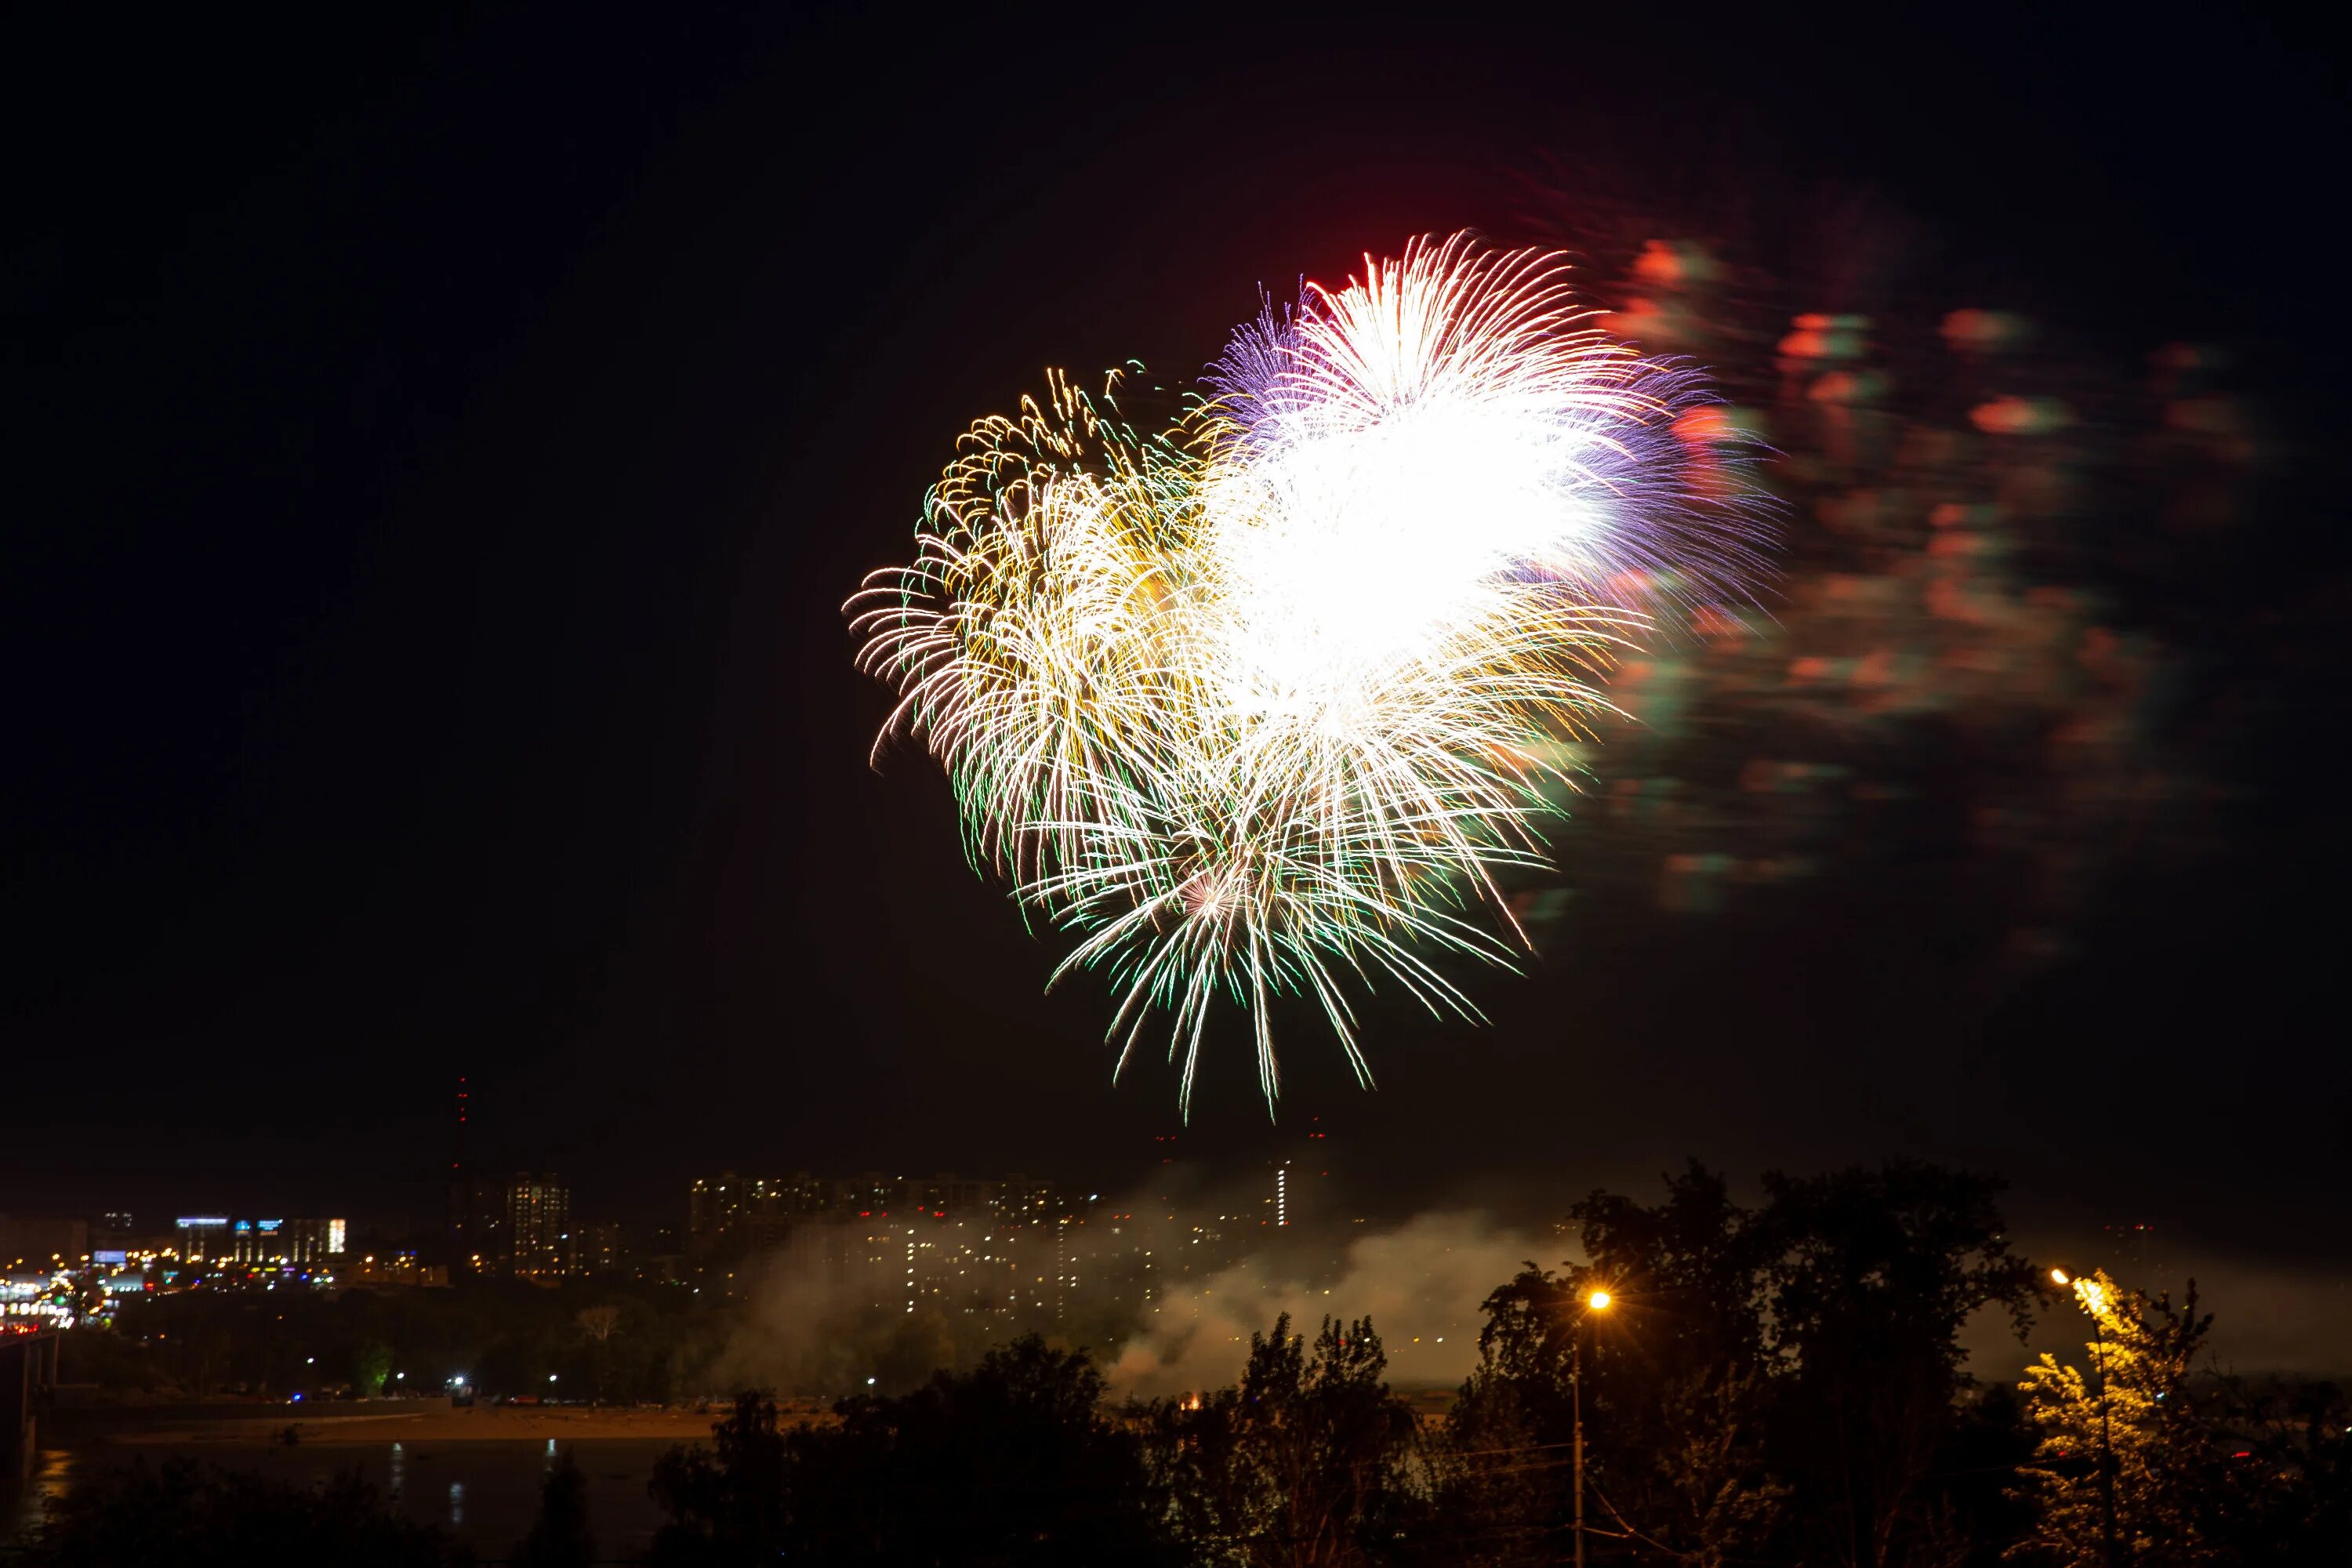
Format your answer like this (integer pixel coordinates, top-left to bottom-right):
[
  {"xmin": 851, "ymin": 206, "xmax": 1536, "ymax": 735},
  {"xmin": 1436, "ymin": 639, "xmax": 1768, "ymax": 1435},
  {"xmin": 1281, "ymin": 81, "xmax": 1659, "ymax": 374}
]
[
  {"xmin": 1149, "ymin": 1313, "xmax": 1420, "ymax": 1567},
  {"xmin": 647, "ymin": 1391, "xmax": 790, "ymax": 1564},
  {"xmin": 1439, "ymin": 1162, "xmax": 1784, "ymax": 1567},
  {"xmin": 1758, "ymin": 1161, "xmax": 2040, "ymax": 1568},
  {"xmin": 511, "ymin": 1451, "xmax": 595, "ymax": 1568},
  {"xmin": 648, "ymin": 1339, "xmax": 1178, "ymax": 1566},
  {"xmin": 575, "ymin": 1305, "xmax": 620, "ymax": 1404},
  {"xmin": 353, "ymin": 1337, "xmax": 393, "ymax": 1399},
  {"xmin": 2012, "ymin": 1270, "xmax": 2222, "ymax": 1566},
  {"xmin": 1418, "ymin": 1359, "xmax": 1555, "ymax": 1567},
  {"xmin": 2206, "ymin": 1374, "xmax": 2352, "ymax": 1567},
  {"xmin": 1445, "ymin": 1160, "xmax": 2037, "ymax": 1568}
]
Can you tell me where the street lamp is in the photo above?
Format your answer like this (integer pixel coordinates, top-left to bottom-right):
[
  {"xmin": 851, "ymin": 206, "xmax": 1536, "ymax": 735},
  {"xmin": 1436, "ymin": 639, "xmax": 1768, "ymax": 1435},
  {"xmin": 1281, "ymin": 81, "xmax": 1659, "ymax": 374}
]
[
  {"xmin": 2052, "ymin": 1269, "xmax": 2119, "ymax": 1568},
  {"xmin": 1573, "ymin": 1287, "xmax": 1613, "ymax": 1568}
]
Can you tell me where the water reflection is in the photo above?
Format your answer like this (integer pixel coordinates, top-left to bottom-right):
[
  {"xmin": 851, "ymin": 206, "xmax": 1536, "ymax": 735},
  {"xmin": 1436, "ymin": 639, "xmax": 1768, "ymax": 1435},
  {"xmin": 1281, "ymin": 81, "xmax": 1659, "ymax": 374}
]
[
  {"xmin": 2, "ymin": 1446, "xmax": 78, "ymax": 1547},
  {"xmin": 447, "ymin": 1479, "xmax": 463, "ymax": 1527}
]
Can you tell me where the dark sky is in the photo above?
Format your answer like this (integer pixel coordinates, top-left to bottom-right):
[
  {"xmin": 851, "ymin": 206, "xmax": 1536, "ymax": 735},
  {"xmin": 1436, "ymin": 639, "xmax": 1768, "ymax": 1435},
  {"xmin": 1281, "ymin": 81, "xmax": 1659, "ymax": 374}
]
[{"xmin": 6, "ymin": 5, "xmax": 2345, "ymax": 1271}]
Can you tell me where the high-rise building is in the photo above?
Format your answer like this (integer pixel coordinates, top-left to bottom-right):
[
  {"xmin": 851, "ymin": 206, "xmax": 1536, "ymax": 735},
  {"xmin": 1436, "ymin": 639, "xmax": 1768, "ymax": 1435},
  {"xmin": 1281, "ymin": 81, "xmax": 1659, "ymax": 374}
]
[
  {"xmin": 225, "ymin": 1218, "xmax": 346, "ymax": 1267},
  {"xmin": 691, "ymin": 1171, "xmax": 943, "ymax": 1257},
  {"xmin": 1265, "ymin": 1116, "xmax": 1334, "ymax": 1232},
  {"xmin": 689, "ymin": 1172, "xmax": 755, "ymax": 1246},
  {"xmin": 581, "ymin": 1221, "xmax": 624, "ymax": 1276},
  {"xmin": 498, "ymin": 1174, "xmax": 571, "ymax": 1278},
  {"xmin": 172, "ymin": 1216, "xmax": 230, "ymax": 1263},
  {"xmin": 691, "ymin": 1172, "xmax": 821, "ymax": 1253},
  {"xmin": 164, "ymin": 1215, "xmax": 345, "ymax": 1269},
  {"xmin": 452, "ymin": 1174, "xmax": 572, "ymax": 1276}
]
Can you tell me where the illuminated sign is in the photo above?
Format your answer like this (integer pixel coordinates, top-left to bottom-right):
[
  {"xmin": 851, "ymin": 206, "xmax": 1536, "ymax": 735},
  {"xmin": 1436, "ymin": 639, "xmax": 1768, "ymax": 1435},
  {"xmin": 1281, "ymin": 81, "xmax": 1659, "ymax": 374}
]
[
  {"xmin": 258, "ymin": 1220, "xmax": 282, "ymax": 1232},
  {"xmin": 233, "ymin": 1221, "xmax": 252, "ymax": 1233},
  {"xmin": 93, "ymin": 1250, "xmax": 127, "ymax": 1265},
  {"xmin": 176, "ymin": 1218, "xmax": 228, "ymax": 1229}
]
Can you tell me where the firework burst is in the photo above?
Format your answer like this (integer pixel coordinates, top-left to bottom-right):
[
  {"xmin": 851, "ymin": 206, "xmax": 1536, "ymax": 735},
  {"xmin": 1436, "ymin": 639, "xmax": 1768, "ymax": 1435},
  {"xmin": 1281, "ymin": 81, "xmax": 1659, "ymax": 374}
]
[{"xmin": 851, "ymin": 234, "xmax": 1768, "ymax": 1114}]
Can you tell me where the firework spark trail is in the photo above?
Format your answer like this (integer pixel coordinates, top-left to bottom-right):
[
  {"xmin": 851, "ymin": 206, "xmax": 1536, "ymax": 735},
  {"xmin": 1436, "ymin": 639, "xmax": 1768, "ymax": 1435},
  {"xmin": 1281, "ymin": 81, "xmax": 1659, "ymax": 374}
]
[{"xmin": 850, "ymin": 234, "xmax": 1770, "ymax": 1115}]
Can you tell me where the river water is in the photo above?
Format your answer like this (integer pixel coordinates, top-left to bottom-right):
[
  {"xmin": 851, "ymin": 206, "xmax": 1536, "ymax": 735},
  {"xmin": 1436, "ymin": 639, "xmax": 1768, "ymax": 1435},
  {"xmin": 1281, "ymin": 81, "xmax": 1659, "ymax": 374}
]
[{"xmin": 5, "ymin": 1437, "xmax": 679, "ymax": 1560}]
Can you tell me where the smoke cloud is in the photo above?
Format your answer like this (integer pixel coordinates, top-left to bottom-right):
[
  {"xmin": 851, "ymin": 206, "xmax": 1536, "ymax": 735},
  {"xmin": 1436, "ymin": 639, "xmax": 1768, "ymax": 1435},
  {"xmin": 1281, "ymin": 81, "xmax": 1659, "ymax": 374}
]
[{"xmin": 1105, "ymin": 1209, "xmax": 1545, "ymax": 1399}]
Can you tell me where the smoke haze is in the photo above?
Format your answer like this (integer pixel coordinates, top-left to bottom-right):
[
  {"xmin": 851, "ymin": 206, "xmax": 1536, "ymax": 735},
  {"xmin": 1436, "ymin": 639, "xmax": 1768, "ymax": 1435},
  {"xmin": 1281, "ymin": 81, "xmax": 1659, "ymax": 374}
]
[{"xmin": 1106, "ymin": 1209, "xmax": 1544, "ymax": 1398}]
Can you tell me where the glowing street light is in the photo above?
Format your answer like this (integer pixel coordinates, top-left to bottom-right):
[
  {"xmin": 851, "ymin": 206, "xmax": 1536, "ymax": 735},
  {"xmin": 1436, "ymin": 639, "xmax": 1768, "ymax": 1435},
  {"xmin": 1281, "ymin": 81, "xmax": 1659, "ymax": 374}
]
[
  {"xmin": 2052, "ymin": 1266, "xmax": 2119, "ymax": 1568},
  {"xmin": 1573, "ymin": 1286, "xmax": 1616, "ymax": 1568}
]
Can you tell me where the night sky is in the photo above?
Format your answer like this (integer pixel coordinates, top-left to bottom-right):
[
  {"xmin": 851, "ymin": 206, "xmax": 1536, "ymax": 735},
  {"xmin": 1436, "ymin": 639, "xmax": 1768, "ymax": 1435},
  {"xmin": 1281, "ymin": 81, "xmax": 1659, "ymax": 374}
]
[{"xmin": 7, "ymin": 6, "xmax": 2345, "ymax": 1279}]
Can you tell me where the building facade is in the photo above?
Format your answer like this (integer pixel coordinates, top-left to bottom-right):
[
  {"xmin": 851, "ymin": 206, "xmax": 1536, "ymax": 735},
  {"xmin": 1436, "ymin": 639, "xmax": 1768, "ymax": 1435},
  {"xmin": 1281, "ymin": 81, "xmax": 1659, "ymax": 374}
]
[{"xmin": 499, "ymin": 1174, "xmax": 571, "ymax": 1278}]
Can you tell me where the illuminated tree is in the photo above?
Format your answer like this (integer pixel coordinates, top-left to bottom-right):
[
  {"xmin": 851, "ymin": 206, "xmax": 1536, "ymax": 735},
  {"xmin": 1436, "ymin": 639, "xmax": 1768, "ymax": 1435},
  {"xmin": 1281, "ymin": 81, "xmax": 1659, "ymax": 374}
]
[
  {"xmin": 352, "ymin": 1337, "xmax": 392, "ymax": 1399},
  {"xmin": 2010, "ymin": 1270, "xmax": 2217, "ymax": 1566}
]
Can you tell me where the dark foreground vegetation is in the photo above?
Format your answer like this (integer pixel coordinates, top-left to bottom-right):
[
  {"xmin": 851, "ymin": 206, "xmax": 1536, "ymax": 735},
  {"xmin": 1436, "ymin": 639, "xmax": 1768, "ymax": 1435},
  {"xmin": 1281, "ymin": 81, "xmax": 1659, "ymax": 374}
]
[{"xmin": 18, "ymin": 1163, "xmax": 2347, "ymax": 1566}]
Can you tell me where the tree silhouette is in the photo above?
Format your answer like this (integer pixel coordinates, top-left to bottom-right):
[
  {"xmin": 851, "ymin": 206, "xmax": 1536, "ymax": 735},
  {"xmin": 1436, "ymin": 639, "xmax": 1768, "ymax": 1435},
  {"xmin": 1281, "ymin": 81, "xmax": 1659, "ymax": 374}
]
[
  {"xmin": 1149, "ymin": 1313, "xmax": 1419, "ymax": 1567},
  {"xmin": 1443, "ymin": 1160, "xmax": 2037, "ymax": 1568},
  {"xmin": 647, "ymin": 1337, "xmax": 1176, "ymax": 1566},
  {"xmin": 646, "ymin": 1391, "xmax": 789, "ymax": 1563},
  {"xmin": 511, "ymin": 1450, "xmax": 595, "ymax": 1568},
  {"xmin": 1759, "ymin": 1161, "xmax": 2040, "ymax": 1568},
  {"xmin": 1440, "ymin": 1162, "xmax": 1784, "ymax": 1566}
]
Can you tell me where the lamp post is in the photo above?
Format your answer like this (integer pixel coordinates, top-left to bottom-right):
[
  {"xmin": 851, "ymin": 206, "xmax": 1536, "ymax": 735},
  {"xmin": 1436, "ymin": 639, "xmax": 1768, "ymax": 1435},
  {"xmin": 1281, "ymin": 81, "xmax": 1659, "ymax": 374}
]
[
  {"xmin": 2052, "ymin": 1269, "xmax": 2120, "ymax": 1568},
  {"xmin": 1573, "ymin": 1287, "xmax": 1613, "ymax": 1568}
]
